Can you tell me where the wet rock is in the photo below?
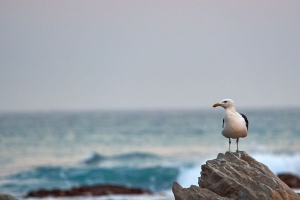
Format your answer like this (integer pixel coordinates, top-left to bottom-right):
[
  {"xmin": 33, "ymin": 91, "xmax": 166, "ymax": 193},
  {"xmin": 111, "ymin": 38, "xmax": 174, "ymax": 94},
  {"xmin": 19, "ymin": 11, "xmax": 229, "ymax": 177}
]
[
  {"xmin": 173, "ymin": 151, "xmax": 300, "ymax": 200},
  {"xmin": 25, "ymin": 184, "xmax": 152, "ymax": 198},
  {"xmin": 0, "ymin": 194, "xmax": 18, "ymax": 200},
  {"xmin": 0, "ymin": 194, "xmax": 17, "ymax": 200},
  {"xmin": 278, "ymin": 173, "xmax": 300, "ymax": 188}
]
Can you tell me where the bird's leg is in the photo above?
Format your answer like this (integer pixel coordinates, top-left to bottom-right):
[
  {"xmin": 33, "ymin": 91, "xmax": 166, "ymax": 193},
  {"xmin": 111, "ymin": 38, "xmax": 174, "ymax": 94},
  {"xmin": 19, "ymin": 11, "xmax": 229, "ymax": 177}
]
[
  {"xmin": 236, "ymin": 138, "xmax": 239, "ymax": 153},
  {"xmin": 228, "ymin": 138, "xmax": 231, "ymax": 152}
]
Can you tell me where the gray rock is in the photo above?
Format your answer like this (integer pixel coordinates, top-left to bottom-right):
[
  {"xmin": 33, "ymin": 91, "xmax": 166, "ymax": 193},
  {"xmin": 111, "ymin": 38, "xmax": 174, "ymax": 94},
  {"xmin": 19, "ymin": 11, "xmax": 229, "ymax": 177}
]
[
  {"xmin": 173, "ymin": 151, "xmax": 300, "ymax": 200},
  {"xmin": 173, "ymin": 182, "xmax": 232, "ymax": 200},
  {"xmin": 0, "ymin": 194, "xmax": 18, "ymax": 200}
]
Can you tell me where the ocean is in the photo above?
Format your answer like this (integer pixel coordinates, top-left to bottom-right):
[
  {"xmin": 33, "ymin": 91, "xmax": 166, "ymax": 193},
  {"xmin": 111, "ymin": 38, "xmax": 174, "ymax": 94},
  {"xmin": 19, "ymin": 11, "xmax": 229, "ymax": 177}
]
[{"xmin": 0, "ymin": 109, "xmax": 300, "ymax": 199}]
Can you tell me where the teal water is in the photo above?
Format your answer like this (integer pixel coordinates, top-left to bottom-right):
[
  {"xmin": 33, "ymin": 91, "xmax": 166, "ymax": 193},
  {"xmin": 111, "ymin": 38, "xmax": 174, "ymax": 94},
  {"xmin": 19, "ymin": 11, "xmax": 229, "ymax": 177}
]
[{"xmin": 0, "ymin": 109, "xmax": 300, "ymax": 198}]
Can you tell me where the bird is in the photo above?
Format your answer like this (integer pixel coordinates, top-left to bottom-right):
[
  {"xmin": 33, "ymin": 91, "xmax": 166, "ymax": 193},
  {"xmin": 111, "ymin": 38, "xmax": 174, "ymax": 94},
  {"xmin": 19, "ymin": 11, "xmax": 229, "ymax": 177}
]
[{"xmin": 212, "ymin": 99, "xmax": 248, "ymax": 152}]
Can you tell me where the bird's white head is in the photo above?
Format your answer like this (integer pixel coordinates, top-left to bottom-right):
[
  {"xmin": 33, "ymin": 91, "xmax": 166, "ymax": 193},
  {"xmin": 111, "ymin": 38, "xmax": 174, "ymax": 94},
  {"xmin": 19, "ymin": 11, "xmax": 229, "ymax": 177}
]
[{"xmin": 212, "ymin": 99, "xmax": 235, "ymax": 109}]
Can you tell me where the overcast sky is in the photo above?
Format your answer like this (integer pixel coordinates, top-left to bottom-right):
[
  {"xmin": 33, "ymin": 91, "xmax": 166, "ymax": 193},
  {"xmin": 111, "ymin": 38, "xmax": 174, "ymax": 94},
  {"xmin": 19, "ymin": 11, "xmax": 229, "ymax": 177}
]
[{"xmin": 1, "ymin": 1, "xmax": 300, "ymax": 112}]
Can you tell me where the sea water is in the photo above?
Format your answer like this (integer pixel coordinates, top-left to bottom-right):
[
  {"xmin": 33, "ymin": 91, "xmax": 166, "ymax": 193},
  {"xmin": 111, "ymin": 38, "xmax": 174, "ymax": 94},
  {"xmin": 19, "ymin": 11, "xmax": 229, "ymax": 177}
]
[{"xmin": 0, "ymin": 109, "xmax": 300, "ymax": 199}]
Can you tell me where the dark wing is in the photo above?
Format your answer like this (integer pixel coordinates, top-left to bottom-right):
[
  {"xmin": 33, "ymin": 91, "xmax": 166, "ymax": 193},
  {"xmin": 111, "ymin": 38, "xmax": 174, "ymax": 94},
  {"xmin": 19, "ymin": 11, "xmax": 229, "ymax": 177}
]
[
  {"xmin": 222, "ymin": 118, "xmax": 224, "ymax": 128},
  {"xmin": 239, "ymin": 113, "xmax": 248, "ymax": 130}
]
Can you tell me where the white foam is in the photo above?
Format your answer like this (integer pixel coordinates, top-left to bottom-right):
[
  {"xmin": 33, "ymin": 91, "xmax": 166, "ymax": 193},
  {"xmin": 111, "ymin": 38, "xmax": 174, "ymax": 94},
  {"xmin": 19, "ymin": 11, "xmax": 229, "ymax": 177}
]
[
  {"xmin": 177, "ymin": 165, "xmax": 201, "ymax": 188},
  {"xmin": 23, "ymin": 193, "xmax": 174, "ymax": 200},
  {"xmin": 80, "ymin": 152, "xmax": 106, "ymax": 165},
  {"xmin": 253, "ymin": 154, "xmax": 300, "ymax": 176}
]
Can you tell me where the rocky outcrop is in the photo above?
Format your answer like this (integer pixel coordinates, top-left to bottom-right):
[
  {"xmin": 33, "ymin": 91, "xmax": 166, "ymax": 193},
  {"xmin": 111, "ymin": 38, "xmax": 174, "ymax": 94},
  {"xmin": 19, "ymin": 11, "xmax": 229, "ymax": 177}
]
[
  {"xmin": 25, "ymin": 184, "xmax": 152, "ymax": 198},
  {"xmin": 0, "ymin": 194, "xmax": 18, "ymax": 200},
  {"xmin": 278, "ymin": 174, "xmax": 300, "ymax": 188},
  {"xmin": 173, "ymin": 151, "xmax": 300, "ymax": 200}
]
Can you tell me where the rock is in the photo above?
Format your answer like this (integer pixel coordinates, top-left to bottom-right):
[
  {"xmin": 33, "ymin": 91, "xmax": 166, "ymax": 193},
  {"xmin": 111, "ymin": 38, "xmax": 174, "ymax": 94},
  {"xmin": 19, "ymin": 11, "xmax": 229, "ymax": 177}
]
[
  {"xmin": 25, "ymin": 184, "xmax": 152, "ymax": 198},
  {"xmin": 173, "ymin": 151, "xmax": 300, "ymax": 200},
  {"xmin": 0, "ymin": 194, "xmax": 18, "ymax": 200},
  {"xmin": 173, "ymin": 182, "xmax": 232, "ymax": 200},
  {"xmin": 278, "ymin": 174, "xmax": 300, "ymax": 188}
]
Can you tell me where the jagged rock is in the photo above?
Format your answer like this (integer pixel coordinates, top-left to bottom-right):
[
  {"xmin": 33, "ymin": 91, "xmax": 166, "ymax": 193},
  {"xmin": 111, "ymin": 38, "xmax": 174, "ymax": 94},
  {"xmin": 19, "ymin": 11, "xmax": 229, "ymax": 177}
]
[
  {"xmin": 173, "ymin": 151, "xmax": 300, "ymax": 200},
  {"xmin": 278, "ymin": 174, "xmax": 300, "ymax": 188},
  {"xmin": 173, "ymin": 182, "xmax": 232, "ymax": 200},
  {"xmin": 25, "ymin": 184, "xmax": 152, "ymax": 198}
]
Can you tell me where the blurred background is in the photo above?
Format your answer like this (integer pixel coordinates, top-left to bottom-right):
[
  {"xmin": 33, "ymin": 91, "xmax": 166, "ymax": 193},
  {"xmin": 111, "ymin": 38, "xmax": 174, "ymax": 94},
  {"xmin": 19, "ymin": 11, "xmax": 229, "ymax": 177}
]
[{"xmin": 1, "ymin": 1, "xmax": 300, "ymax": 199}]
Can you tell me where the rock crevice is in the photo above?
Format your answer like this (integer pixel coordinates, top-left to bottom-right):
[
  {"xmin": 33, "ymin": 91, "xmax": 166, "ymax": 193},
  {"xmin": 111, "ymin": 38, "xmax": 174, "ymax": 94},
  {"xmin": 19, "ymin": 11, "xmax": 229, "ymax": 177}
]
[{"xmin": 173, "ymin": 151, "xmax": 300, "ymax": 200}]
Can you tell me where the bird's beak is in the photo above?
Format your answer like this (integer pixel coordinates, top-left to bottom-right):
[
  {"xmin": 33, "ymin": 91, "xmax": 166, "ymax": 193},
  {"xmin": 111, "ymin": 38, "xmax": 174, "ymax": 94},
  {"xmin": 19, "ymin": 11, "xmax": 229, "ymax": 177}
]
[{"xmin": 212, "ymin": 103, "xmax": 221, "ymax": 108}]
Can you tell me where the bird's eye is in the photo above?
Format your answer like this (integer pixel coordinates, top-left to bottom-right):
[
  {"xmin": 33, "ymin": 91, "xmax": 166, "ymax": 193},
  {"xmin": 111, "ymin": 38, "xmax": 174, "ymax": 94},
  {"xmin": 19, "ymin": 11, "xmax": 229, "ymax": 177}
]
[{"xmin": 224, "ymin": 101, "xmax": 227, "ymax": 103}]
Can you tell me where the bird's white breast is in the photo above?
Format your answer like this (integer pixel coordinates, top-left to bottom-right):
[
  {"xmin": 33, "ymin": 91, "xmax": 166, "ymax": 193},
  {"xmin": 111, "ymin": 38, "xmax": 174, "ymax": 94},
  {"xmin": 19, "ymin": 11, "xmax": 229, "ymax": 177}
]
[{"xmin": 222, "ymin": 112, "xmax": 247, "ymax": 139}]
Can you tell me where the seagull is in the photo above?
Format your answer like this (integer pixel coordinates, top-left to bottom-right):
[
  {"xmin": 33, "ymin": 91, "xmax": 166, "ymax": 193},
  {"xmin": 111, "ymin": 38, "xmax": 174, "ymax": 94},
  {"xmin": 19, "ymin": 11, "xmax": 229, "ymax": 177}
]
[{"xmin": 212, "ymin": 99, "xmax": 248, "ymax": 152}]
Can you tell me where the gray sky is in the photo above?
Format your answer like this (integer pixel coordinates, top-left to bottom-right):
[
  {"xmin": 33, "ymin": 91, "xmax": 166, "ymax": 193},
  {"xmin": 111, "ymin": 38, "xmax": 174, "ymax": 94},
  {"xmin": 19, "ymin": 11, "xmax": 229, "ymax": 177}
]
[{"xmin": 1, "ymin": 1, "xmax": 300, "ymax": 112}]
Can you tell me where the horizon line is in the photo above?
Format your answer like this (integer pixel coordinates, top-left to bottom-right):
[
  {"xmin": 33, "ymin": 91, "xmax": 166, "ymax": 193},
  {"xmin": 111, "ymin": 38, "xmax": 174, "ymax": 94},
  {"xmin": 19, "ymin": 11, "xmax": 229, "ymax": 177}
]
[{"xmin": 1, "ymin": 105, "xmax": 300, "ymax": 114}]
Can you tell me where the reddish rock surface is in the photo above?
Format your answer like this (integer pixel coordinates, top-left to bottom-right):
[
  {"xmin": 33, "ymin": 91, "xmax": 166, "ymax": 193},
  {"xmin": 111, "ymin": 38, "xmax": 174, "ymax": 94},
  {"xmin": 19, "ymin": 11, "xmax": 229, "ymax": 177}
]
[
  {"xmin": 278, "ymin": 173, "xmax": 300, "ymax": 188},
  {"xmin": 25, "ymin": 184, "xmax": 152, "ymax": 198}
]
